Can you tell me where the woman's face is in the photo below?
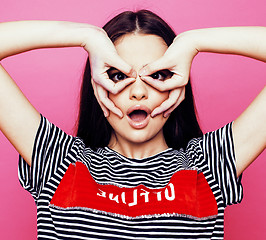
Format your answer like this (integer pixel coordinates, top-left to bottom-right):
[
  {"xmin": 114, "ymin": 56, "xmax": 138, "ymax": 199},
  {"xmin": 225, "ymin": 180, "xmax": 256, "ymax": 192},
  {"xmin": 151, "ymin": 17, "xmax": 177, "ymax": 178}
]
[{"xmin": 107, "ymin": 34, "xmax": 170, "ymax": 146}]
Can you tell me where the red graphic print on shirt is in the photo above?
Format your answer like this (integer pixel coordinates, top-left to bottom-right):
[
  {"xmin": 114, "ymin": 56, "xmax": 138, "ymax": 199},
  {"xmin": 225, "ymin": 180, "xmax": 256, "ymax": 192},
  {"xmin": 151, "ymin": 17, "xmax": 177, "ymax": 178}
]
[{"xmin": 50, "ymin": 162, "xmax": 218, "ymax": 218}]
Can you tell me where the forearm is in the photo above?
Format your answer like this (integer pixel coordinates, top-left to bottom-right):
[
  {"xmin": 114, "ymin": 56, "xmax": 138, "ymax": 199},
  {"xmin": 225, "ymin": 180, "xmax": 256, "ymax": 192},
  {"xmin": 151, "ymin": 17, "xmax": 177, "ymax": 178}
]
[
  {"xmin": 178, "ymin": 26, "xmax": 266, "ymax": 62},
  {"xmin": 0, "ymin": 21, "xmax": 98, "ymax": 60}
]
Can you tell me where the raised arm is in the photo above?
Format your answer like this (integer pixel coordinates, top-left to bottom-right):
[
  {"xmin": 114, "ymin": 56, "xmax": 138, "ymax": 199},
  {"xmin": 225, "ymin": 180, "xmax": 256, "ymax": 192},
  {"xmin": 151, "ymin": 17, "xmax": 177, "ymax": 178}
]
[
  {"xmin": 184, "ymin": 26, "xmax": 266, "ymax": 62},
  {"xmin": 0, "ymin": 21, "xmax": 134, "ymax": 166},
  {"xmin": 180, "ymin": 27, "xmax": 266, "ymax": 176},
  {"xmin": 140, "ymin": 27, "xmax": 266, "ymax": 176}
]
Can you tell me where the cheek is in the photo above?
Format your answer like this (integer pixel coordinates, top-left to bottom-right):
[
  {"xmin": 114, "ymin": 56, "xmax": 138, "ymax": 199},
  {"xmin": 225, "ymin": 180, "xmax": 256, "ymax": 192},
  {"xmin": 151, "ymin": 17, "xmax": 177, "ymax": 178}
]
[
  {"xmin": 150, "ymin": 90, "xmax": 169, "ymax": 107},
  {"xmin": 108, "ymin": 92, "xmax": 125, "ymax": 109},
  {"xmin": 106, "ymin": 93, "xmax": 126, "ymax": 127}
]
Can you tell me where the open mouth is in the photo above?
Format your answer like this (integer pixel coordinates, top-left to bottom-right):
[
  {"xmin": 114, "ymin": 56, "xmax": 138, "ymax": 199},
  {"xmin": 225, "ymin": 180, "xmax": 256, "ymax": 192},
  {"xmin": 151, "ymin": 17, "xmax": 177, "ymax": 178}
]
[
  {"xmin": 128, "ymin": 110, "xmax": 148, "ymax": 122},
  {"xmin": 126, "ymin": 105, "xmax": 151, "ymax": 129}
]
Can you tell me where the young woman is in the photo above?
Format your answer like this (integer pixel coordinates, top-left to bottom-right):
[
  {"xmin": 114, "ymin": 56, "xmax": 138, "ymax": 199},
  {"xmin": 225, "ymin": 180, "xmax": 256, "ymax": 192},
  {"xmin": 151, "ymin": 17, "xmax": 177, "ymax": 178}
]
[{"xmin": 0, "ymin": 10, "xmax": 265, "ymax": 240}]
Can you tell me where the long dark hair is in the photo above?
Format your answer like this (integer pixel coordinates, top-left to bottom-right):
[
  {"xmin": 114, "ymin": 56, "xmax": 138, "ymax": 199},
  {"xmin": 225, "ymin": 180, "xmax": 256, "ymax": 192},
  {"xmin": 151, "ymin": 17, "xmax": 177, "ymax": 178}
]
[{"xmin": 77, "ymin": 10, "xmax": 202, "ymax": 150}]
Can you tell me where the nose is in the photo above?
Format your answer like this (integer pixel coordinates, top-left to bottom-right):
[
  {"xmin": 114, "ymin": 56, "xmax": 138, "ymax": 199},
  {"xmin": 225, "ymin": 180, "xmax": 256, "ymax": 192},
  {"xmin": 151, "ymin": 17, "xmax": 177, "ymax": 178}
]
[{"xmin": 129, "ymin": 76, "xmax": 148, "ymax": 101}]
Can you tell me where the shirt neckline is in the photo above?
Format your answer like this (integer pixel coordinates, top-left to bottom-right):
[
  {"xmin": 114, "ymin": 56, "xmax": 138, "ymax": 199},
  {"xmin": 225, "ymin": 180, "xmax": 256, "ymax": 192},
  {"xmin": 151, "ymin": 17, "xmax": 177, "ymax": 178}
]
[{"xmin": 103, "ymin": 146, "xmax": 174, "ymax": 164}]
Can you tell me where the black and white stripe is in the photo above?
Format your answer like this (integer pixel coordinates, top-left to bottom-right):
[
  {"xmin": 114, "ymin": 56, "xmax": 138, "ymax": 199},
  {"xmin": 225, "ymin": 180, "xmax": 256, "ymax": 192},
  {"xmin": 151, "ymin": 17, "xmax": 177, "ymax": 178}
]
[{"xmin": 18, "ymin": 115, "xmax": 243, "ymax": 239}]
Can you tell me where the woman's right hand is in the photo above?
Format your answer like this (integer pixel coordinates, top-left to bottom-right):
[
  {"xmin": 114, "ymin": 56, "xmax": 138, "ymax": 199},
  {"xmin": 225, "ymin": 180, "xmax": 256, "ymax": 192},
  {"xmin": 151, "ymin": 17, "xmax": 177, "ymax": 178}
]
[{"xmin": 83, "ymin": 27, "xmax": 136, "ymax": 118}]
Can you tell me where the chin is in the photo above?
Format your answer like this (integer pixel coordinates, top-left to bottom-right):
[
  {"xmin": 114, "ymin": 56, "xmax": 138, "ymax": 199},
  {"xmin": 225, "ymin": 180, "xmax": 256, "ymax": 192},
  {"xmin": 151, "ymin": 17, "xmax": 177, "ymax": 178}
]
[
  {"xmin": 127, "ymin": 134, "xmax": 152, "ymax": 144},
  {"xmin": 117, "ymin": 127, "xmax": 164, "ymax": 145}
]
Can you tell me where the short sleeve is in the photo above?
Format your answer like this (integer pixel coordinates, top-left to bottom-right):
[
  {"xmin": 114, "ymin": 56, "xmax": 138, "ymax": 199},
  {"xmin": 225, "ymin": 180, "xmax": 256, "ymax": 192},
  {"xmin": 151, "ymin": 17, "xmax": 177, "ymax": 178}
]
[
  {"xmin": 18, "ymin": 115, "xmax": 76, "ymax": 200},
  {"xmin": 202, "ymin": 122, "xmax": 243, "ymax": 206}
]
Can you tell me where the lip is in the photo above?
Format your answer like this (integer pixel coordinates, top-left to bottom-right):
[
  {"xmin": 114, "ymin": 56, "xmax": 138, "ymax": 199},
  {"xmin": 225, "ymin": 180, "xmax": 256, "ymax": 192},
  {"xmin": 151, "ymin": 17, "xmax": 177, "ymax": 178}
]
[{"xmin": 126, "ymin": 105, "xmax": 151, "ymax": 129}]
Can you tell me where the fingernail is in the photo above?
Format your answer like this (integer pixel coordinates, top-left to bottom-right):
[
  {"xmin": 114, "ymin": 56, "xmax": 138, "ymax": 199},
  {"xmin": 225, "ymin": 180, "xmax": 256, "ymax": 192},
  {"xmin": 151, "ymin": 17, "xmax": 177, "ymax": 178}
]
[
  {"xmin": 151, "ymin": 111, "xmax": 157, "ymax": 118},
  {"xmin": 139, "ymin": 68, "xmax": 146, "ymax": 76},
  {"xmin": 118, "ymin": 111, "xmax": 123, "ymax": 119},
  {"xmin": 132, "ymin": 70, "xmax": 137, "ymax": 78},
  {"xmin": 164, "ymin": 112, "xmax": 170, "ymax": 118},
  {"xmin": 104, "ymin": 111, "xmax": 108, "ymax": 118}
]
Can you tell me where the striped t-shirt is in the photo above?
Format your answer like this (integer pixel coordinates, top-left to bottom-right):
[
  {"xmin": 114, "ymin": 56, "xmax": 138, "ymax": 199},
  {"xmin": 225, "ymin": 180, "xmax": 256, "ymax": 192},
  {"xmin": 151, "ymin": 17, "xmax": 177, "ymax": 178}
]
[{"xmin": 19, "ymin": 115, "xmax": 243, "ymax": 239}]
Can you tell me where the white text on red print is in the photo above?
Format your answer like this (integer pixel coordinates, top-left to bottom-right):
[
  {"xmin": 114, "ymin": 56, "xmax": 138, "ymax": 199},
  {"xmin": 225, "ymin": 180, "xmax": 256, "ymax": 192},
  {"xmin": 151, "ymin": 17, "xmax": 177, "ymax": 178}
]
[{"xmin": 97, "ymin": 183, "xmax": 175, "ymax": 206}]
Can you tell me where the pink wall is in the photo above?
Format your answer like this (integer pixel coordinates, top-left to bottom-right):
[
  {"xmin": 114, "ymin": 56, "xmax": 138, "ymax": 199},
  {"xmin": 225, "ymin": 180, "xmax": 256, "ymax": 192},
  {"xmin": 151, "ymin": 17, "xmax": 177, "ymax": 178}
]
[{"xmin": 0, "ymin": 0, "xmax": 265, "ymax": 239}]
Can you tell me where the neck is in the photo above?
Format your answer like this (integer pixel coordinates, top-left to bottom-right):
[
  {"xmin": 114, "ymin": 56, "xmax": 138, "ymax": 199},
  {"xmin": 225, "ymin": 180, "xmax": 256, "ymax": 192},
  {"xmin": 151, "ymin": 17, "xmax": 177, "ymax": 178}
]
[{"xmin": 108, "ymin": 130, "xmax": 169, "ymax": 159}]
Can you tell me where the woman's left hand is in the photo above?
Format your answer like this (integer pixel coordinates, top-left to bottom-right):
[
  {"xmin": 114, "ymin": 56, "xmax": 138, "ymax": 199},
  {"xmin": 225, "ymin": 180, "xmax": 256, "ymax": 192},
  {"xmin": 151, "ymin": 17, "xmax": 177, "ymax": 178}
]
[{"xmin": 139, "ymin": 33, "xmax": 198, "ymax": 117}]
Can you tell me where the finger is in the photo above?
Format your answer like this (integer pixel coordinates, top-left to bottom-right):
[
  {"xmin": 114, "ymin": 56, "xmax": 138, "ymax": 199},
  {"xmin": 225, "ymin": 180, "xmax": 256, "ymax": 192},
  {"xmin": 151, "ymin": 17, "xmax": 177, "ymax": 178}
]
[
  {"xmin": 92, "ymin": 81, "xmax": 109, "ymax": 117},
  {"xmin": 163, "ymin": 87, "xmax": 186, "ymax": 117},
  {"xmin": 151, "ymin": 88, "xmax": 183, "ymax": 117},
  {"xmin": 109, "ymin": 54, "xmax": 137, "ymax": 78},
  {"xmin": 93, "ymin": 74, "xmax": 135, "ymax": 94},
  {"xmin": 139, "ymin": 56, "xmax": 173, "ymax": 77},
  {"xmin": 110, "ymin": 77, "xmax": 136, "ymax": 94},
  {"xmin": 141, "ymin": 74, "xmax": 187, "ymax": 91},
  {"xmin": 97, "ymin": 85, "xmax": 123, "ymax": 118}
]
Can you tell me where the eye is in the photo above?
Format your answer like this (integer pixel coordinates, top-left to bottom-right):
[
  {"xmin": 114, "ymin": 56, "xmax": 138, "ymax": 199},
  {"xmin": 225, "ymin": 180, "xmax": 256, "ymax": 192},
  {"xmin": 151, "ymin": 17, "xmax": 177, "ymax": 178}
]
[
  {"xmin": 149, "ymin": 70, "xmax": 173, "ymax": 81},
  {"xmin": 107, "ymin": 68, "xmax": 128, "ymax": 82},
  {"xmin": 111, "ymin": 72, "xmax": 128, "ymax": 82}
]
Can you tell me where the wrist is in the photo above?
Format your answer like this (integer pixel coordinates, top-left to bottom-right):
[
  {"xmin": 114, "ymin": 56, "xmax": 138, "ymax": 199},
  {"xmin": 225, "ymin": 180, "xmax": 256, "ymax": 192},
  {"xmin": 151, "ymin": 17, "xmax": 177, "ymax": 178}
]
[
  {"xmin": 82, "ymin": 25, "xmax": 107, "ymax": 50},
  {"xmin": 56, "ymin": 22, "xmax": 98, "ymax": 48},
  {"xmin": 173, "ymin": 31, "xmax": 199, "ymax": 59}
]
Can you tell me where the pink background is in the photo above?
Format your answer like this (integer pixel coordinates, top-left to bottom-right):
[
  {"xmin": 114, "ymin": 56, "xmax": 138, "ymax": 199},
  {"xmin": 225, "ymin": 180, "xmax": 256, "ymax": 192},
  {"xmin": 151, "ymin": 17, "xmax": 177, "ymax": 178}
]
[{"xmin": 0, "ymin": 0, "xmax": 265, "ymax": 239}]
